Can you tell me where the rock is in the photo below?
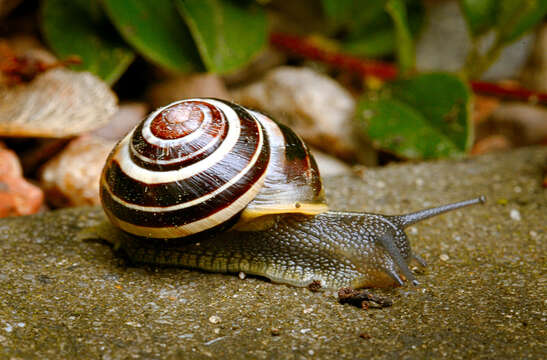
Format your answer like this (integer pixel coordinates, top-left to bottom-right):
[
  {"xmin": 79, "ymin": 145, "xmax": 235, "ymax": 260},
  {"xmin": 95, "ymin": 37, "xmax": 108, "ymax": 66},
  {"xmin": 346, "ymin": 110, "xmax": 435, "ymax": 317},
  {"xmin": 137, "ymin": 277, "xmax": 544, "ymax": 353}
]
[
  {"xmin": 232, "ymin": 66, "xmax": 359, "ymax": 160},
  {"xmin": 39, "ymin": 135, "xmax": 115, "ymax": 207},
  {"xmin": 471, "ymin": 135, "xmax": 512, "ymax": 155},
  {"xmin": 92, "ymin": 102, "xmax": 148, "ymax": 141},
  {"xmin": 147, "ymin": 73, "xmax": 230, "ymax": 109},
  {"xmin": 0, "ymin": 147, "xmax": 546, "ymax": 358},
  {"xmin": 0, "ymin": 142, "xmax": 43, "ymax": 217},
  {"xmin": 416, "ymin": 0, "xmax": 534, "ymax": 80},
  {"xmin": 0, "ymin": 68, "xmax": 117, "ymax": 137},
  {"xmin": 521, "ymin": 23, "xmax": 547, "ymax": 92},
  {"xmin": 2, "ymin": 138, "xmax": 71, "ymax": 175},
  {"xmin": 476, "ymin": 103, "xmax": 547, "ymax": 146},
  {"xmin": 472, "ymin": 95, "xmax": 500, "ymax": 124}
]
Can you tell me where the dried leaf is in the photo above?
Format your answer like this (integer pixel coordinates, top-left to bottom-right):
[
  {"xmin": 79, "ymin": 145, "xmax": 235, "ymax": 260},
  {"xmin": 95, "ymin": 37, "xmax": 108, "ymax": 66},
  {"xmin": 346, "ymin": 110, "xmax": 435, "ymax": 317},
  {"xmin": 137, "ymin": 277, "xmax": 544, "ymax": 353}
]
[{"xmin": 0, "ymin": 68, "xmax": 117, "ymax": 137}]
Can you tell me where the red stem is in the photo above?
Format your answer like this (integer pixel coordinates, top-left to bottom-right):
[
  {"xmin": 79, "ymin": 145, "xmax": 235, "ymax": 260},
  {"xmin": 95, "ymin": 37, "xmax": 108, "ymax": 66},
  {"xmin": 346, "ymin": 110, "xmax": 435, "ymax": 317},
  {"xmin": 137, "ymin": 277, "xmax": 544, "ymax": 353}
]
[
  {"xmin": 270, "ymin": 32, "xmax": 547, "ymax": 104},
  {"xmin": 470, "ymin": 81, "xmax": 547, "ymax": 103},
  {"xmin": 269, "ymin": 32, "xmax": 398, "ymax": 80}
]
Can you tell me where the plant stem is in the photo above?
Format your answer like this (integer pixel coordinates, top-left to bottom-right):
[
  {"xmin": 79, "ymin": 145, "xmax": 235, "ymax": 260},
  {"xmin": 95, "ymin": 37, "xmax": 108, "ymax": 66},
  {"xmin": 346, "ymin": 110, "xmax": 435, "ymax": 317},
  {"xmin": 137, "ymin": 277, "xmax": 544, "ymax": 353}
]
[{"xmin": 269, "ymin": 32, "xmax": 547, "ymax": 104}]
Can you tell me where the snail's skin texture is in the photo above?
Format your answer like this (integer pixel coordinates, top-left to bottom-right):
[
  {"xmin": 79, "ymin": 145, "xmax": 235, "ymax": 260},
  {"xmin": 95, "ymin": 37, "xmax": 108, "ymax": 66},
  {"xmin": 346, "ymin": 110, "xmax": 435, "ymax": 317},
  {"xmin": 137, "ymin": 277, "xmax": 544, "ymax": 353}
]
[{"xmin": 94, "ymin": 197, "xmax": 485, "ymax": 290}]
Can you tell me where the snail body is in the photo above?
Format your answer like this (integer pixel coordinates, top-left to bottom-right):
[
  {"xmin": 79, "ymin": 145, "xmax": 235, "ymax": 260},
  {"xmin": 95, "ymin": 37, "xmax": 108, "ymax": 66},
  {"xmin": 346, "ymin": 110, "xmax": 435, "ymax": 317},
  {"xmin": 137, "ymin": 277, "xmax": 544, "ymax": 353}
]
[{"xmin": 97, "ymin": 98, "xmax": 485, "ymax": 289}]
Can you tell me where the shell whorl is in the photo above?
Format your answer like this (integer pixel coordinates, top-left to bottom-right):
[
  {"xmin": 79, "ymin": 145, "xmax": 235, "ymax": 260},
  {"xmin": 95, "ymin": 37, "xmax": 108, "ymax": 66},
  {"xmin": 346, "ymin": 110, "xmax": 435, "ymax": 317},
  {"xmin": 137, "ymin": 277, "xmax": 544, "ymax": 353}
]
[{"xmin": 100, "ymin": 99, "xmax": 271, "ymax": 239}]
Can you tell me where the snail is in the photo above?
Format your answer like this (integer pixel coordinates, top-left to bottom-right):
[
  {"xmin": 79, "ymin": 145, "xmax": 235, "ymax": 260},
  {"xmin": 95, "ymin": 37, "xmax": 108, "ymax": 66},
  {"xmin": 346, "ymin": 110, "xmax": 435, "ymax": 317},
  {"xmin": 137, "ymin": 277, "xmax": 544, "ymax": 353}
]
[{"xmin": 93, "ymin": 98, "xmax": 485, "ymax": 290}]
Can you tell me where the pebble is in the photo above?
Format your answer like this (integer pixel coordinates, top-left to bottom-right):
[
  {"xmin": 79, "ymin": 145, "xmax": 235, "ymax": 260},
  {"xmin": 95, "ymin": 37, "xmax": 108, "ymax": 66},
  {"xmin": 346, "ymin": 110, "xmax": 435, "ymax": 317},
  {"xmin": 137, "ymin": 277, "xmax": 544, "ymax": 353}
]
[
  {"xmin": 481, "ymin": 103, "xmax": 547, "ymax": 147},
  {"xmin": 238, "ymin": 272, "xmax": 246, "ymax": 280},
  {"xmin": 232, "ymin": 66, "xmax": 359, "ymax": 160},
  {"xmin": 472, "ymin": 135, "xmax": 512, "ymax": 155},
  {"xmin": 510, "ymin": 209, "xmax": 522, "ymax": 221},
  {"xmin": 439, "ymin": 254, "xmax": 450, "ymax": 261},
  {"xmin": 0, "ymin": 143, "xmax": 44, "ymax": 217},
  {"xmin": 208, "ymin": 315, "xmax": 221, "ymax": 324},
  {"xmin": 39, "ymin": 135, "xmax": 115, "ymax": 207}
]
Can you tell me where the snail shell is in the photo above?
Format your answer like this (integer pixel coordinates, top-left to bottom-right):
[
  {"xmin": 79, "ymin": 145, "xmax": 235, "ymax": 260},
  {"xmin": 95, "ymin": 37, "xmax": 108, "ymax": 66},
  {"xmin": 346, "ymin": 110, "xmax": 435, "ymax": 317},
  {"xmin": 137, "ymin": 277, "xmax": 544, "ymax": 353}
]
[
  {"xmin": 100, "ymin": 98, "xmax": 326, "ymax": 239},
  {"xmin": 95, "ymin": 98, "xmax": 485, "ymax": 289}
]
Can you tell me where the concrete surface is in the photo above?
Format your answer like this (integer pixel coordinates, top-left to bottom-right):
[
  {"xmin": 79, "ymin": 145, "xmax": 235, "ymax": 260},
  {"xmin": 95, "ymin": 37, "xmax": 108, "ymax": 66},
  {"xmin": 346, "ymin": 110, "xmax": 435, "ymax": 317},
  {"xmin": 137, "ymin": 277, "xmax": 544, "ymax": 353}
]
[{"xmin": 0, "ymin": 147, "xmax": 545, "ymax": 359}]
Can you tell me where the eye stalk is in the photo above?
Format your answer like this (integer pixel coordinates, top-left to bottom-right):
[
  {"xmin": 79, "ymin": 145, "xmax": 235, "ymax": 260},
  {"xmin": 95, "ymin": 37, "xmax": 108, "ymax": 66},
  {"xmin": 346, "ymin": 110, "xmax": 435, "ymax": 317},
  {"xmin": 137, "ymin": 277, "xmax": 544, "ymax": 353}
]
[{"xmin": 392, "ymin": 196, "xmax": 487, "ymax": 228}]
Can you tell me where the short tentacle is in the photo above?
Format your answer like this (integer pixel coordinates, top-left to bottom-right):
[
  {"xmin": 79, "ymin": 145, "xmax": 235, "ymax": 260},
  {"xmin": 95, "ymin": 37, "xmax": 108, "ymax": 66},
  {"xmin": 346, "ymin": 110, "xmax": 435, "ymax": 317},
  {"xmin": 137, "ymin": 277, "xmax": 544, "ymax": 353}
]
[
  {"xmin": 411, "ymin": 253, "xmax": 427, "ymax": 267},
  {"xmin": 377, "ymin": 233, "xmax": 418, "ymax": 286}
]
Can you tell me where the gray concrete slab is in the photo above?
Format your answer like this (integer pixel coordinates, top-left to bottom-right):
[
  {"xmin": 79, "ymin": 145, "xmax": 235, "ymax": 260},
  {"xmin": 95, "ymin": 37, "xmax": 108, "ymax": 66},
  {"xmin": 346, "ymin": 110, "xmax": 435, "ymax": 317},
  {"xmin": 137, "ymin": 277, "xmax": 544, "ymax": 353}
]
[{"xmin": 0, "ymin": 147, "xmax": 545, "ymax": 359}]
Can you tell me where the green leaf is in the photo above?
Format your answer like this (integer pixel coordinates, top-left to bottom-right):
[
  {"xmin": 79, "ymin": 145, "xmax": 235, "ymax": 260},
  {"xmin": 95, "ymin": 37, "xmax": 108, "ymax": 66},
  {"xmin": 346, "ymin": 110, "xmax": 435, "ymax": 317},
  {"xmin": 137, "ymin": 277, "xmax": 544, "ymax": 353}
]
[
  {"xmin": 41, "ymin": 0, "xmax": 135, "ymax": 84},
  {"xmin": 101, "ymin": 0, "xmax": 202, "ymax": 73},
  {"xmin": 460, "ymin": 0, "xmax": 498, "ymax": 36},
  {"xmin": 497, "ymin": 0, "xmax": 547, "ymax": 43},
  {"xmin": 357, "ymin": 73, "xmax": 472, "ymax": 159},
  {"xmin": 385, "ymin": 0, "xmax": 414, "ymax": 73},
  {"xmin": 175, "ymin": 0, "xmax": 267, "ymax": 73},
  {"xmin": 461, "ymin": 0, "xmax": 547, "ymax": 41}
]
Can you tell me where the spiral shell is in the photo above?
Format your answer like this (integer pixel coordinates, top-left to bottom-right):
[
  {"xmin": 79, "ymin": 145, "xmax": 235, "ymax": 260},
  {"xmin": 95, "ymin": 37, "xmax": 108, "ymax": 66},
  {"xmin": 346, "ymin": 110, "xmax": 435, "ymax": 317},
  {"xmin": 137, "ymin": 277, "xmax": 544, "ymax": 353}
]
[{"xmin": 100, "ymin": 98, "xmax": 326, "ymax": 240}]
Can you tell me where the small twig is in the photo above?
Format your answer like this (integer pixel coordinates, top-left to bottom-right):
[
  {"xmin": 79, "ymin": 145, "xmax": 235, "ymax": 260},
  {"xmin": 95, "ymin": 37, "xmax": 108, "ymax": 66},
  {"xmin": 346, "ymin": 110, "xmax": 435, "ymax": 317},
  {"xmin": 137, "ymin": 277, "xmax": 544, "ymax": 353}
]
[
  {"xmin": 270, "ymin": 32, "xmax": 398, "ymax": 80},
  {"xmin": 269, "ymin": 32, "xmax": 547, "ymax": 104},
  {"xmin": 470, "ymin": 81, "xmax": 547, "ymax": 103}
]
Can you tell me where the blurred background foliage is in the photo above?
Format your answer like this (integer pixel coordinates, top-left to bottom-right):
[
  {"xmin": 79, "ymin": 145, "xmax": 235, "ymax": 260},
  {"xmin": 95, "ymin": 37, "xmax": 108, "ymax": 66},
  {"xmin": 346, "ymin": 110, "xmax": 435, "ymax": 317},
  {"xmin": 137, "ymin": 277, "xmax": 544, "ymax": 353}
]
[{"xmin": 37, "ymin": 0, "xmax": 547, "ymax": 159}]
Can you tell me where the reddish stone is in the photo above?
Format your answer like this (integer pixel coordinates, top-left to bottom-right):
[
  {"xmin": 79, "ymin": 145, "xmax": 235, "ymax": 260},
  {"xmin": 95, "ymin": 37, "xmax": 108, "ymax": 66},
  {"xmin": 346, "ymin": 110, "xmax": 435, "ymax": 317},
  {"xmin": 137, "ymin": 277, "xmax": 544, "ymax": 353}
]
[{"xmin": 0, "ymin": 143, "xmax": 44, "ymax": 217}]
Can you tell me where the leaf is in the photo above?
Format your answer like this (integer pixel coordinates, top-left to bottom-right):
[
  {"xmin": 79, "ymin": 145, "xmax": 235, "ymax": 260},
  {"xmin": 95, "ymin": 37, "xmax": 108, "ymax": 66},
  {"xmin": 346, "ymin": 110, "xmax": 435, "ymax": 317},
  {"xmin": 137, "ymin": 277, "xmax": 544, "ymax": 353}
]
[
  {"xmin": 461, "ymin": 0, "xmax": 547, "ymax": 42},
  {"xmin": 101, "ymin": 0, "xmax": 202, "ymax": 73},
  {"xmin": 175, "ymin": 0, "xmax": 267, "ymax": 73},
  {"xmin": 460, "ymin": 0, "xmax": 497, "ymax": 36},
  {"xmin": 341, "ymin": 3, "xmax": 423, "ymax": 58},
  {"xmin": 0, "ymin": 69, "xmax": 117, "ymax": 137},
  {"xmin": 41, "ymin": 0, "xmax": 135, "ymax": 84},
  {"xmin": 497, "ymin": 0, "xmax": 547, "ymax": 43},
  {"xmin": 357, "ymin": 73, "xmax": 472, "ymax": 159},
  {"xmin": 385, "ymin": 0, "xmax": 414, "ymax": 73}
]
